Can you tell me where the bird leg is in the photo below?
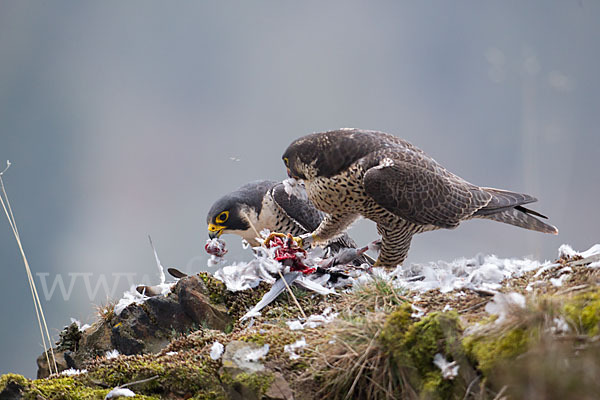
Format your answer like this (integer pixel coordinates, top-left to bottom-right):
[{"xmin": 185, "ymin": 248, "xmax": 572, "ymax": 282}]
[{"xmin": 374, "ymin": 224, "xmax": 414, "ymax": 268}]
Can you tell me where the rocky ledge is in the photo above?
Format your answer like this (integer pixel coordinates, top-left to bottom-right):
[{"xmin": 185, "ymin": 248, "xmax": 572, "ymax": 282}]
[{"xmin": 1, "ymin": 250, "xmax": 600, "ymax": 399}]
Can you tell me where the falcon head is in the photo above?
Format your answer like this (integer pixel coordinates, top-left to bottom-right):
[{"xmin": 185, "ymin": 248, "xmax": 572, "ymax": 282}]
[
  {"xmin": 283, "ymin": 129, "xmax": 387, "ymax": 179},
  {"xmin": 281, "ymin": 153, "xmax": 306, "ymax": 180},
  {"xmin": 281, "ymin": 136, "xmax": 324, "ymax": 180},
  {"xmin": 206, "ymin": 181, "xmax": 275, "ymax": 239},
  {"xmin": 206, "ymin": 196, "xmax": 249, "ymax": 239}
]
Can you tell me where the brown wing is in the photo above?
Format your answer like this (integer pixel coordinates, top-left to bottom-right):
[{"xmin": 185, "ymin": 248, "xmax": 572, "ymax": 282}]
[{"xmin": 363, "ymin": 158, "xmax": 491, "ymax": 228}]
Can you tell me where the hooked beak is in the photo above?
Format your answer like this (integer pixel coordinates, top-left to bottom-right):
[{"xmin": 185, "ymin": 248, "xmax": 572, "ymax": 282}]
[{"xmin": 208, "ymin": 223, "xmax": 225, "ymax": 239}]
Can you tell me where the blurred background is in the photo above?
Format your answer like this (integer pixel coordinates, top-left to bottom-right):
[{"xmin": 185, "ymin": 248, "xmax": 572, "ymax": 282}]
[{"xmin": 1, "ymin": 1, "xmax": 598, "ymax": 377}]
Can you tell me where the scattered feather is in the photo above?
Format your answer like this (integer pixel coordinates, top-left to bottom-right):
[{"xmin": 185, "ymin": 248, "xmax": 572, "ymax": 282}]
[
  {"xmin": 70, "ymin": 318, "xmax": 91, "ymax": 332},
  {"xmin": 104, "ymin": 387, "xmax": 136, "ymax": 399},
  {"xmin": 284, "ymin": 337, "xmax": 307, "ymax": 360},
  {"xmin": 295, "ymin": 275, "xmax": 337, "ymax": 295},
  {"xmin": 61, "ymin": 368, "xmax": 87, "ymax": 376},
  {"xmin": 433, "ymin": 353, "xmax": 459, "ymax": 380},
  {"xmin": 550, "ymin": 275, "xmax": 569, "ymax": 287},
  {"xmin": 148, "ymin": 235, "xmax": 166, "ymax": 285},
  {"xmin": 114, "ymin": 282, "xmax": 174, "ymax": 315},
  {"xmin": 210, "ymin": 341, "xmax": 224, "ymax": 360},
  {"xmin": 240, "ymin": 272, "xmax": 301, "ymax": 321},
  {"xmin": 395, "ymin": 253, "xmax": 549, "ymax": 293},
  {"xmin": 559, "ymin": 243, "xmax": 600, "ymax": 259},
  {"xmin": 286, "ymin": 308, "xmax": 338, "ymax": 330},
  {"xmin": 410, "ymin": 304, "xmax": 425, "ymax": 319},
  {"xmin": 551, "ymin": 317, "xmax": 570, "ymax": 334},
  {"xmin": 525, "ymin": 280, "xmax": 545, "ymax": 291},
  {"xmin": 114, "ymin": 286, "xmax": 148, "ymax": 315},
  {"xmin": 286, "ymin": 320, "xmax": 304, "ymax": 330},
  {"xmin": 485, "ymin": 292, "xmax": 526, "ymax": 324},
  {"xmin": 245, "ymin": 344, "xmax": 269, "ymax": 362},
  {"xmin": 105, "ymin": 349, "xmax": 120, "ymax": 360}
]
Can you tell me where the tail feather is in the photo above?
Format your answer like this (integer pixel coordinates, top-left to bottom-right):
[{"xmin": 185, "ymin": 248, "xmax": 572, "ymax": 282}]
[
  {"xmin": 475, "ymin": 187, "xmax": 558, "ymax": 234},
  {"xmin": 475, "ymin": 187, "xmax": 537, "ymax": 216},
  {"xmin": 484, "ymin": 207, "xmax": 558, "ymax": 234},
  {"xmin": 514, "ymin": 205, "xmax": 548, "ymax": 219}
]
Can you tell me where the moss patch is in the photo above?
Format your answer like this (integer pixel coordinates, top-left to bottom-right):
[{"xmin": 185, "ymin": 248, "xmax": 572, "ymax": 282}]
[
  {"xmin": 380, "ymin": 305, "xmax": 464, "ymax": 399},
  {"xmin": 0, "ymin": 375, "xmax": 159, "ymax": 400},
  {"xmin": 0, "ymin": 373, "xmax": 29, "ymax": 389},
  {"xmin": 311, "ymin": 303, "xmax": 465, "ymax": 399},
  {"xmin": 463, "ymin": 326, "xmax": 530, "ymax": 376},
  {"xmin": 220, "ymin": 371, "xmax": 274, "ymax": 399},
  {"xmin": 26, "ymin": 377, "xmax": 107, "ymax": 400},
  {"xmin": 563, "ymin": 290, "xmax": 600, "ymax": 335},
  {"xmin": 86, "ymin": 352, "xmax": 222, "ymax": 397}
]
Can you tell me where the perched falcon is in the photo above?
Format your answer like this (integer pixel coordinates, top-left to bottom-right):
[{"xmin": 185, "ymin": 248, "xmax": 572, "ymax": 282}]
[
  {"xmin": 206, "ymin": 180, "xmax": 373, "ymax": 264},
  {"xmin": 282, "ymin": 129, "xmax": 558, "ymax": 267}
]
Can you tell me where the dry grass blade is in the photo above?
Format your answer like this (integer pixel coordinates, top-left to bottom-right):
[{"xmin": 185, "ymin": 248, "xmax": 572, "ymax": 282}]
[
  {"xmin": 344, "ymin": 329, "xmax": 380, "ymax": 400},
  {"xmin": 0, "ymin": 162, "xmax": 58, "ymax": 374},
  {"xmin": 277, "ymin": 269, "xmax": 307, "ymax": 319},
  {"xmin": 308, "ymin": 311, "xmax": 414, "ymax": 400}
]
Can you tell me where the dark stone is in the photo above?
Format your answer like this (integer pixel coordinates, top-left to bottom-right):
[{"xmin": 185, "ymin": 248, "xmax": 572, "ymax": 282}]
[
  {"xmin": 112, "ymin": 293, "xmax": 196, "ymax": 354},
  {"xmin": 110, "ymin": 323, "xmax": 145, "ymax": 355},
  {"xmin": 176, "ymin": 275, "xmax": 231, "ymax": 331},
  {"xmin": 223, "ymin": 381, "xmax": 261, "ymax": 400},
  {"xmin": 146, "ymin": 294, "xmax": 195, "ymax": 332},
  {"xmin": 265, "ymin": 372, "xmax": 294, "ymax": 400},
  {"xmin": 0, "ymin": 381, "xmax": 25, "ymax": 400},
  {"xmin": 36, "ymin": 273, "xmax": 235, "ymax": 377},
  {"xmin": 62, "ymin": 351, "xmax": 78, "ymax": 370},
  {"xmin": 73, "ymin": 319, "xmax": 113, "ymax": 365},
  {"xmin": 36, "ymin": 350, "xmax": 69, "ymax": 379}
]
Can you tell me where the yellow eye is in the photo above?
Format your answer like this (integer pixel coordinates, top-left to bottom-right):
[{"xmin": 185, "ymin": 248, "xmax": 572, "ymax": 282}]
[
  {"xmin": 215, "ymin": 211, "xmax": 229, "ymax": 224},
  {"xmin": 283, "ymin": 157, "xmax": 289, "ymax": 167}
]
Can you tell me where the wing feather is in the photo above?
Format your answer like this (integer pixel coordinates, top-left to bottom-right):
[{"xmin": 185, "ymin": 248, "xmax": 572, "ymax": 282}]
[{"xmin": 363, "ymin": 157, "xmax": 491, "ymax": 228}]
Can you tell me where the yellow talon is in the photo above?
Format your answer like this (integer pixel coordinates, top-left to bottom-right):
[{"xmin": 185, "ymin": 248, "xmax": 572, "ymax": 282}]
[
  {"xmin": 263, "ymin": 232, "xmax": 304, "ymax": 248},
  {"xmin": 263, "ymin": 232, "xmax": 286, "ymax": 246},
  {"xmin": 292, "ymin": 236, "xmax": 303, "ymax": 247}
]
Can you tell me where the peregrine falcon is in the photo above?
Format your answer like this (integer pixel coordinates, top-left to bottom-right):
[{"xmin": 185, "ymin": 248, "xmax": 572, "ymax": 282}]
[
  {"xmin": 282, "ymin": 129, "xmax": 558, "ymax": 267},
  {"xmin": 206, "ymin": 180, "xmax": 373, "ymax": 264}
]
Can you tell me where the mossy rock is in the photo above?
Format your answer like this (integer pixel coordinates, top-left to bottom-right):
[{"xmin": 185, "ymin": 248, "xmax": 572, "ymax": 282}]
[
  {"xmin": 0, "ymin": 375, "xmax": 160, "ymax": 400},
  {"xmin": 463, "ymin": 326, "xmax": 530, "ymax": 376},
  {"xmin": 86, "ymin": 353, "xmax": 222, "ymax": 397},
  {"xmin": 0, "ymin": 373, "xmax": 30, "ymax": 398},
  {"xmin": 220, "ymin": 370, "xmax": 274, "ymax": 400},
  {"xmin": 562, "ymin": 289, "xmax": 600, "ymax": 336},
  {"xmin": 380, "ymin": 305, "xmax": 466, "ymax": 399},
  {"xmin": 317, "ymin": 304, "xmax": 466, "ymax": 399}
]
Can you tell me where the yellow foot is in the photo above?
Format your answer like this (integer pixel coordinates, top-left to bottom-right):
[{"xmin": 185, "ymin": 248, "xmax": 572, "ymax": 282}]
[{"xmin": 263, "ymin": 232, "xmax": 303, "ymax": 248}]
